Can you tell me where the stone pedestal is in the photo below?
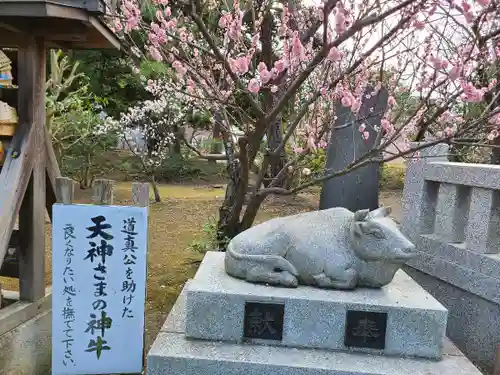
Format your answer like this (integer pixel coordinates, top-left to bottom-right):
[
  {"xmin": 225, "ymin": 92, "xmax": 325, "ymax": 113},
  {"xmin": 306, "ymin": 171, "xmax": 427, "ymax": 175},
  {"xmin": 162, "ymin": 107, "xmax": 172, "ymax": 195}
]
[{"xmin": 147, "ymin": 252, "xmax": 483, "ymax": 375}]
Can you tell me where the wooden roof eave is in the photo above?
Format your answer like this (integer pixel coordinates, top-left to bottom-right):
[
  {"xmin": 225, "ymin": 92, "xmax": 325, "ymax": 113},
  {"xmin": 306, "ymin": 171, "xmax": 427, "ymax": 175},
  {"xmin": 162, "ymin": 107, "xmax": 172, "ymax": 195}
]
[{"xmin": 0, "ymin": 2, "xmax": 123, "ymax": 50}]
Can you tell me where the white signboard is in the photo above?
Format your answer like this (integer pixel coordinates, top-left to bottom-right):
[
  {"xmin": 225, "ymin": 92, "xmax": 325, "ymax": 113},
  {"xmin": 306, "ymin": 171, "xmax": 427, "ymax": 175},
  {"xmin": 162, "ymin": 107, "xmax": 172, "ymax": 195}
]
[{"xmin": 52, "ymin": 204, "xmax": 148, "ymax": 375}]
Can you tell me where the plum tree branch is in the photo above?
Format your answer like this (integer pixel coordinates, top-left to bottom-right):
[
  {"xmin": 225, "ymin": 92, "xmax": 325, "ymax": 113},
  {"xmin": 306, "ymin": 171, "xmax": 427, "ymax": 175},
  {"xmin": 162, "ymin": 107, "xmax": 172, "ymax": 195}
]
[
  {"xmin": 189, "ymin": 8, "xmax": 265, "ymax": 118},
  {"xmin": 264, "ymin": 0, "xmax": 420, "ymax": 133}
]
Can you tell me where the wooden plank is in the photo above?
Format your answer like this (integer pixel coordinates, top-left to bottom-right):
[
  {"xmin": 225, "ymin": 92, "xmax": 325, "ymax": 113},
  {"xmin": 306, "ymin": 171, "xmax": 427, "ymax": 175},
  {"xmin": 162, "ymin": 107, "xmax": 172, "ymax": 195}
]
[
  {"xmin": 132, "ymin": 182, "xmax": 150, "ymax": 207},
  {"xmin": 92, "ymin": 178, "xmax": 114, "ymax": 205},
  {"xmin": 0, "ymin": 18, "xmax": 88, "ymax": 40},
  {"xmin": 18, "ymin": 37, "xmax": 46, "ymax": 302},
  {"xmin": 0, "ymin": 288, "xmax": 51, "ymax": 337},
  {"xmin": 45, "ymin": 126, "xmax": 61, "ymax": 221},
  {"xmin": 0, "ymin": 93, "xmax": 36, "ymax": 269},
  {"xmin": 88, "ymin": 16, "xmax": 121, "ymax": 50},
  {"xmin": 0, "ymin": 123, "xmax": 16, "ymax": 136},
  {"xmin": 0, "ymin": 258, "xmax": 18, "ymax": 278},
  {"xmin": 494, "ymin": 345, "xmax": 500, "ymax": 375},
  {"xmin": 0, "ymin": 8, "xmax": 121, "ymax": 49},
  {"xmin": 8, "ymin": 230, "xmax": 20, "ymax": 248},
  {"xmin": 0, "ymin": 2, "xmax": 88, "ymax": 20},
  {"xmin": 0, "ymin": 229, "xmax": 20, "ymax": 278},
  {"xmin": 55, "ymin": 177, "xmax": 74, "ymax": 204},
  {"xmin": 133, "ymin": 182, "xmax": 149, "ymax": 371},
  {"xmin": 0, "ymin": 31, "xmax": 68, "ymax": 49}
]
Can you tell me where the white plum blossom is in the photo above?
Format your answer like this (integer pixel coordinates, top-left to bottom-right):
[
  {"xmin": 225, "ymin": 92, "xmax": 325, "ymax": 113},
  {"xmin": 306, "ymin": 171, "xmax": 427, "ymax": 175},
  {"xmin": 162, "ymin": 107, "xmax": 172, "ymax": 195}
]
[{"xmin": 107, "ymin": 94, "xmax": 182, "ymax": 170}]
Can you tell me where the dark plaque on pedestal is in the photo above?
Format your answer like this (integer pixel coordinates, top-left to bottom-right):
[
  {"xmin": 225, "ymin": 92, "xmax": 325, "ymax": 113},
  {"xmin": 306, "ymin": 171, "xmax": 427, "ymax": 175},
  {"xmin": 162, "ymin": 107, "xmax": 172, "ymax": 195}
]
[
  {"xmin": 344, "ymin": 310, "xmax": 387, "ymax": 350},
  {"xmin": 243, "ymin": 302, "xmax": 285, "ymax": 341}
]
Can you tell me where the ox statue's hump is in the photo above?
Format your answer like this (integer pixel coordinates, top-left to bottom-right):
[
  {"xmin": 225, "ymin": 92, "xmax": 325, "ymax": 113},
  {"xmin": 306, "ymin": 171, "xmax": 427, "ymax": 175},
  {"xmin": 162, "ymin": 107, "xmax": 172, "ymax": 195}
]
[{"xmin": 234, "ymin": 206, "xmax": 354, "ymax": 240}]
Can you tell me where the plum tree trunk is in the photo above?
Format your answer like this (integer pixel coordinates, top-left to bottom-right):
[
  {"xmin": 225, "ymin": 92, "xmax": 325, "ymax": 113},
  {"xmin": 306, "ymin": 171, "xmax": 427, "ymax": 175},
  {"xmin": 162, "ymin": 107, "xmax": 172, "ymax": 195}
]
[
  {"xmin": 216, "ymin": 137, "xmax": 249, "ymax": 248},
  {"xmin": 265, "ymin": 98, "xmax": 288, "ymax": 188},
  {"xmin": 209, "ymin": 121, "xmax": 222, "ymax": 164},
  {"xmin": 150, "ymin": 175, "xmax": 161, "ymax": 202}
]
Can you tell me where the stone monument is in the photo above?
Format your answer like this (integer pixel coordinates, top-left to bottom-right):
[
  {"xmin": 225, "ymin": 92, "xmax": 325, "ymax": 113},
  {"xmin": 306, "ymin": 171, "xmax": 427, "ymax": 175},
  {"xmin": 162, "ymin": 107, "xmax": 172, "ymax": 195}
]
[
  {"xmin": 147, "ymin": 208, "xmax": 483, "ymax": 375},
  {"xmin": 319, "ymin": 87, "xmax": 388, "ymax": 212}
]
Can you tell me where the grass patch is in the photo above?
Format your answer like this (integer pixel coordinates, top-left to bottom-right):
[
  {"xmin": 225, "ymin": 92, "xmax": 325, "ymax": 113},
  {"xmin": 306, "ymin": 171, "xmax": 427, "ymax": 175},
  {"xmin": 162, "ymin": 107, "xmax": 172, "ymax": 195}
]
[
  {"xmin": 1, "ymin": 181, "xmax": 402, "ymax": 355},
  {"xmin": 380, "ymin": 163, "xmax": 406, "ymax": 191},
  {"xmin": 1, "ymin": 183, "xmax": 316, "ymax": 353},
  {"xmin": 114, "ymin": 181, "xmax": 226, "ymax": 200}
]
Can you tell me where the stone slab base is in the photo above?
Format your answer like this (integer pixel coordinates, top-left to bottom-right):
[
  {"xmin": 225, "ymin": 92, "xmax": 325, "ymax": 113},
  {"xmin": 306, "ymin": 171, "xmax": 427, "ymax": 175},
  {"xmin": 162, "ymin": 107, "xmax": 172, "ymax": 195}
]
[
  {"xmin": 405, "ymin": 266, "xmax": 498, "ymax": 374},
  {"xmin": 0, "ymin": 307, "xmax": 51, "ymax": 375},
  {"xmin": 185, "ymin": 252, "xmax": 448, "ymax": 359},
  {"xmin": 147, "ymin": 286, "xmax": 481, "ymax": 375}
]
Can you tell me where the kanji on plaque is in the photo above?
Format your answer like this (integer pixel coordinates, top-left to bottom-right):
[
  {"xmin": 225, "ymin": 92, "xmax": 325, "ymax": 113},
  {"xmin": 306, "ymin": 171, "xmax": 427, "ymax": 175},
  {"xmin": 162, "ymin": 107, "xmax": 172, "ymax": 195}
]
[
  {"xmin": 243, "ymin": 302, "xmax": 285, "ymax": 341},
  {"xmin": 52, "ymin": 204, "xmax": 148, "ymax": 375},
  {"xmin": 344, "ymin": 310, "xmax": 387, "ymax": 350}
]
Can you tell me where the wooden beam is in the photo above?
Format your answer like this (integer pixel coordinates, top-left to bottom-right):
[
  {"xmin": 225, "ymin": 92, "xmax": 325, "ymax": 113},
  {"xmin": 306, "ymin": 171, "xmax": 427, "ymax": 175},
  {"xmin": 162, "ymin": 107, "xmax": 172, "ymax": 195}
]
[
  {"xmin": 0, "ymin": 107, "xmax": 36, "ymax": 268},
  {"xmin": 92, "ymin": 179, "xmax": 114, "ymax": 205},
  {"xmin": 132, "ymin": 182, "xmax": 149, "ymax": 370},
  {"xmin": 18, "ymin": 37, "xmax": 47, "ymax": 302},
  {"xmin": 132, "ymin": 182, "xmax": 150, "ymax": 207},
  {"xmin": 0, "ymin": 288, "xmax": 51, "ymax": 337},
  {"xmin": 0, "ymin": 2, "xmax": 88, "ymax": 21},
  {"xmin": 45, "ymin": 126, "xmax": 61, "ymax": 222},
  {"xmin": 0, "ymin": 18, "xmax": 88, "ymax": 40},
  {"xmin": 494, "ymin": 344, "xmax": 500, "ymax": 375},
  {"xmin": 55, "ymin": 177, "xmax": 74, "ymax": 204},
  {"xmin": 88, "ymin": 16, "xmax": 121, "ymax": 50},
  {"xmin": 0, "ymin": 230, "xmax": 21, "ymax": 278},
  {"xmin": 0, "ymin": 22, "xmax": 23, "ymax": 33}
]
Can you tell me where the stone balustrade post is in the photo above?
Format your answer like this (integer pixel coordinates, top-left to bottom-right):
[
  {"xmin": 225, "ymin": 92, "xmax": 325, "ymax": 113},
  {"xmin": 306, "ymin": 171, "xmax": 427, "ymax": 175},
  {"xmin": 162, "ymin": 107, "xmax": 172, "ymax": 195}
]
[{"xmin": 401, "ymin": 143, "xmax": 449, "ymax": 243}]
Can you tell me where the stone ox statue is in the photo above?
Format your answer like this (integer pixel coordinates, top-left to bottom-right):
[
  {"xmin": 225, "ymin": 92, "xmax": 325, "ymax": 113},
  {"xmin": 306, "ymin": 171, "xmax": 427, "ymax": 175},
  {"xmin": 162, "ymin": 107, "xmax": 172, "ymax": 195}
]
[{"xmin": 225, "ymin": 207, "xmax": 416, "ymax": 289}]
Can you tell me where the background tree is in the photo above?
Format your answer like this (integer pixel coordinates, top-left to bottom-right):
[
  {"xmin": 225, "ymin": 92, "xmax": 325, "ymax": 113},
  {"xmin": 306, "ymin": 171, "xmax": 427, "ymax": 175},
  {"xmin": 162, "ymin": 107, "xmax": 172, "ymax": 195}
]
[
  {"xmin": 110, "ymin": 0, "xmax": 500, "ymax": 246},
  {"xmin": 69, "ymin": 50, "xmax": 167, "ymax": 117},
  {"xmin": 107, "ymin": 90, "xmax": 182, "ymax": 202}
]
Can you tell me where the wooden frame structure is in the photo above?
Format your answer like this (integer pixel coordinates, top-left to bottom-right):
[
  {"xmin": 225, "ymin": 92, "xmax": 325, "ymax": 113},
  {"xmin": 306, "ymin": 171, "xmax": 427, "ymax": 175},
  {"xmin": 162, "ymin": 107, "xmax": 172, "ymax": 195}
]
[{"xmin": 0, "ymin": 0, "xmax": 122, "ymax": 333}]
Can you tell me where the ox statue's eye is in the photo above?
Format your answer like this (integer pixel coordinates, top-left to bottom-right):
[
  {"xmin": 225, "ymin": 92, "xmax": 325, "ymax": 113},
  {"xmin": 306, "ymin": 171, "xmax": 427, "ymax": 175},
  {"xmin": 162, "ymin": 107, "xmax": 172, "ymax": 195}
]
[{"xmin": 370, "ymin": 229, "xmax": 385, "ymax": 239}]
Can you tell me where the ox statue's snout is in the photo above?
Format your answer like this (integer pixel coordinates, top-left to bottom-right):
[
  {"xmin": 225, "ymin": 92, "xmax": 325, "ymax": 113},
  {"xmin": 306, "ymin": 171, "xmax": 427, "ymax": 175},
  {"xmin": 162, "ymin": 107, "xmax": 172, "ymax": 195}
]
[{"xmin": 395, "ymin": 243, "xmax": 417, "ymax": 261}]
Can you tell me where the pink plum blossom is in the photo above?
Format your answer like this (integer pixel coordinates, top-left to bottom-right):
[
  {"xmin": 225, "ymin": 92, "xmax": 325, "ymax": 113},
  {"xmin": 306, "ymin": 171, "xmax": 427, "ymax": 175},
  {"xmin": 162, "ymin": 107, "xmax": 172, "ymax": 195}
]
[
  {"xmin": 318, "ymin": 140, "xmax": 328, "ymax": 149},
  {"xmin": 326, "ymin": 46, "xmax": 342, "ymax": 62},
  {"xmin": 487, "ymin": 129, "xmax": 499, "ymax": 141},
  {"xmin": 449, "ymin": 65, "xmax": 462, "ymax": 80},
  {"xmin": 381, "ymin": 119, "xmax": 393, "ymax": 133},
  {"xmin": 351, "ymin": 100, "xmax": 361, "ymax": 112},
  {"xmin": 335, "ymin": 9, "xmax": 346, "ymax": 34},
  {"xmin": 274, "ymin": 59, "xmax": 288, "ymax": 74},
  {"xmin": 291, "ymin": 32, "xmax": 307, "ymax": 62},
  {"xmin": 341, "ymin": 95, "xmax": 352, "ymax": 107},
  {"xmin": 149, "ymin": 46, "xmax": 162, "ymax": 61},
  {"xmin": 476, "ymin": 0, "xmax": 490, "ymax": 6},
  {"xmin": 248, "ymin": 79, "xmax": 260, "ymax": 93},
  {"xmin": 444, "ymin": 127, "xmax": 454, "ymax": 137},
  {"xmin": 461, "ymin": 81, "xmax": 485, "ymax": 102},
  {"xmin": 413, "ymin": 20, "xmax": 425, "ymax": 29}
]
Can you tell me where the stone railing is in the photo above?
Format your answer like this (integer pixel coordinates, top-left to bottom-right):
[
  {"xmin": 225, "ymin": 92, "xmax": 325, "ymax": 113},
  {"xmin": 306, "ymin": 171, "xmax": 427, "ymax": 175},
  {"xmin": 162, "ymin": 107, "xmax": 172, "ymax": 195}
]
[{"xmin": 401, "ymin": 143, "xmax": 500, "ymax": 372}]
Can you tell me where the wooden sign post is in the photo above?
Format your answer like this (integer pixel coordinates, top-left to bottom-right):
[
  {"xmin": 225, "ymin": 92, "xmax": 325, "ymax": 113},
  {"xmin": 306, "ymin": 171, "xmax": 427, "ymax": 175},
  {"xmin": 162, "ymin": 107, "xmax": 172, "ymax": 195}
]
[{"xmin": 52, "ymin": 178, "xmax": 149, "ymax": 375}]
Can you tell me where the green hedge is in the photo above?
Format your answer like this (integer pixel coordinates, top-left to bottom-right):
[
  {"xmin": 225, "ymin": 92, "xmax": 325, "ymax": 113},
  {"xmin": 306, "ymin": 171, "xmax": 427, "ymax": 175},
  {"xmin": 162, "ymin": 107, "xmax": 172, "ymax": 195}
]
[{"xmin": 379, "ymin": 163, "xmax": 406, "ymax": 191}]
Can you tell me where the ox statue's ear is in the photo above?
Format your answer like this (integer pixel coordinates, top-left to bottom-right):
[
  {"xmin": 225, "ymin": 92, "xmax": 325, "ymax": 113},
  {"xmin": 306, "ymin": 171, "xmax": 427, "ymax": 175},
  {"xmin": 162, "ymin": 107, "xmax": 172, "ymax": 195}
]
[
  {"xmin": 368, "ymin": 206, "xmax": 392, "ymax": 219},
  {"xmin": 354, "ymin": 209, "xmax": 370, "ymax": 222}
]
